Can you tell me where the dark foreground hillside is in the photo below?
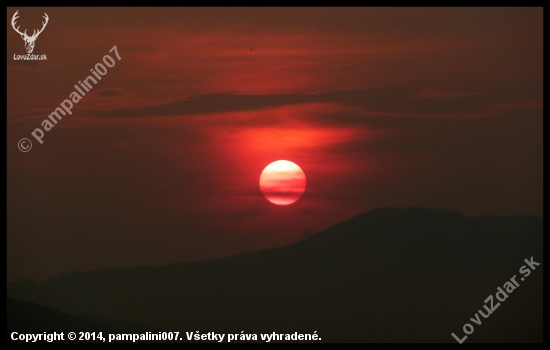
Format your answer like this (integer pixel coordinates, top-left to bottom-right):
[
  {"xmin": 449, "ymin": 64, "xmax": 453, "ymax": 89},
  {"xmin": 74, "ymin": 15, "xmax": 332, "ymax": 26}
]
[
  {"xmin": 8, "ymin": 208, "xmax": 543, "ymax": 342},
  {"xmin": 7, "ymin": 298, "xmax": 156, "ymax": 342}
]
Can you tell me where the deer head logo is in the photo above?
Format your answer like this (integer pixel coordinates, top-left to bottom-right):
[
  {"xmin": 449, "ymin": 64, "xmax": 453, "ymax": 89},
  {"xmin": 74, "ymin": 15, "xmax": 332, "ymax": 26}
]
[{"xmin": 11, "ymin": 10, "xmax": 49, "ymax": 54}]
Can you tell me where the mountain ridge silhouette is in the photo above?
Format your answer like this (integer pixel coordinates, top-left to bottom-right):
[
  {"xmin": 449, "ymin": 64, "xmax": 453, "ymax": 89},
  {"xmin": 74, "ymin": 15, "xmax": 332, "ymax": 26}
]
[
  {"xmin": 7, "ymin": 297, "xmax": 160, "ymax": 342},
  {"xmin": 7, "ymin": 207, "xmax": 543, "ymax": 342}
]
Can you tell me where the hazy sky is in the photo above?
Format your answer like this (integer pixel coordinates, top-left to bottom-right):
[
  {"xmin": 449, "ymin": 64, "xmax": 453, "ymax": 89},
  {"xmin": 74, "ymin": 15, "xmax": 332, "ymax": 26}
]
[{"xmin": 7, "ymin": 7, "xmax": 542, "ymax": 282}]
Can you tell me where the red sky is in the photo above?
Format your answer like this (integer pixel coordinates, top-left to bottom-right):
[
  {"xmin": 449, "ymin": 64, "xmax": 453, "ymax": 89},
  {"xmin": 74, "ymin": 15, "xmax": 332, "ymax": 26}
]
[{"xmin": 7, "ymin": 7, "xmax": 543, "ymax": 282}]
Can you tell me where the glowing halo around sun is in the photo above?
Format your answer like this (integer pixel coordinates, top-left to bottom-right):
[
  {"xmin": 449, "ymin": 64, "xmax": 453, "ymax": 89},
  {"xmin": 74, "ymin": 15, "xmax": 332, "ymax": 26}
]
[{"xmin": 259, "ymin": 160, "xmax": 306, "ymax": 205}]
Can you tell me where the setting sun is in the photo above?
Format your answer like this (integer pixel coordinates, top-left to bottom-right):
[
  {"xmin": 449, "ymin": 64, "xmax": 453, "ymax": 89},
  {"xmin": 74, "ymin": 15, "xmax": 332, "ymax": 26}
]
[{"xmin": 259, "ymin": 160, "xmax": 306, "ymax": 205}]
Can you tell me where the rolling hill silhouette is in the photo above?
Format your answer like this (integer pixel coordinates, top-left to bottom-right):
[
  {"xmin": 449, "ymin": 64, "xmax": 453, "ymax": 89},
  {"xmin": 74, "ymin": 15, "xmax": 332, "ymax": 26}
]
[
  {"xmin": 7, "ymin": 208, "xmax": 543, "ymax": 342},
  {"xmin": 7, "ymin": 297, "xmax": 156, "ymax": 342}
]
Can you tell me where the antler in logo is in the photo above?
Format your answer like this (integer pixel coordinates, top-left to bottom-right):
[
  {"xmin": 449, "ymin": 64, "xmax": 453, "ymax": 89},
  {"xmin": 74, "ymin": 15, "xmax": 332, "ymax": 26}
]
[{"xmin": 11, "ymin": 10, "xmax": 49, "ymax": 54}]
